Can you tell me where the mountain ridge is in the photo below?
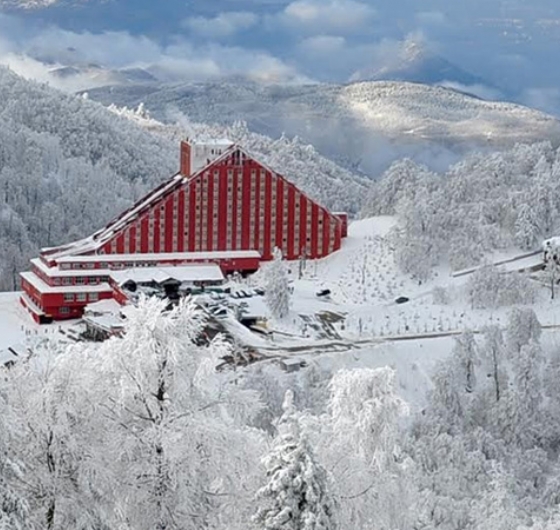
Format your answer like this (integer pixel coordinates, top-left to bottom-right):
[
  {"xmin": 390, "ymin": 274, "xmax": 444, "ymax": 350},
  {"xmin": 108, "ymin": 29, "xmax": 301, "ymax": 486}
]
[{"xmin": 86, "ymin": 79, "xmax": 560, "ymax": 175}]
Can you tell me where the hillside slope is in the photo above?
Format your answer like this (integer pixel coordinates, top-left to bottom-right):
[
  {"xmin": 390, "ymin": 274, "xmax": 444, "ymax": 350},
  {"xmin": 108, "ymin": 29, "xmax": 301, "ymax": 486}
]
[{"xmin": 87, "ymin": 79, "xmax": 560, "ymax": 174}]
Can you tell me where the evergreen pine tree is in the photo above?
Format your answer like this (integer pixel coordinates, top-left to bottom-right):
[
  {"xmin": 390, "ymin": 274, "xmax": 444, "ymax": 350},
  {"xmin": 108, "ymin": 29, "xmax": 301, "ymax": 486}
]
[{"xmin": 253, "ymin": 391, "xmax": 337, "ymax": 530}]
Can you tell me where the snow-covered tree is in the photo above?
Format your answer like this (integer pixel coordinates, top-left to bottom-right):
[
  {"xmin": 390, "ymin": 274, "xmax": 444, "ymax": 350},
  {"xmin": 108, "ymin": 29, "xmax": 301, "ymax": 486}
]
[
  {"xmin": 323, "ymin": 368, "xmax": 411, "ymax": 529},
  {"xmin": 328, "ymin": 368, "xmax": 408, "ymax": 468},
  {"xmin": 0, "ymin": 344, "xmax": 112, "ymax": 529},
  {"xmin": 84, "ymin": 296, "xmax": 264, "ymax": 530},
  {"xmin": 363, "ymin": 140, "xmax": 560, "ymax": 275},
  {"xmin": 515, "ymin": 202, "xmax": 542, "ymax": 250},
  {"xmin": 0, "ymin": 441, "xmax": 28, "ymax": 530},
  {"xmin": 543, "ymin": 239, "xmax": 560, "ymax": 299},
  {"xmin": 253, "ymin": 390, "xmax": 337, "ymax": 530},
  {"xmin": 264, "ymin": 248, "xmax": 291, "ymax": 320},
  {"xmin": 479, "ymin": 325, "xmax": 506, "ymax": 403},
  {"xmin": 505, "ymin": 307, "xmax": 541, "ymax": 357}
]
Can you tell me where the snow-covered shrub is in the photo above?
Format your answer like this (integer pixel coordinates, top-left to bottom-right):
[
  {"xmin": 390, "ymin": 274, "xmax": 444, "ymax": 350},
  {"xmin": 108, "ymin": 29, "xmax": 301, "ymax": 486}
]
[
  {"xmin": 432, "ymin": 286, "xmax": 449, "ymax": 305},
  {"xmin": 467, "ymin": 265, "xmax": 536, "ymax": 309}
]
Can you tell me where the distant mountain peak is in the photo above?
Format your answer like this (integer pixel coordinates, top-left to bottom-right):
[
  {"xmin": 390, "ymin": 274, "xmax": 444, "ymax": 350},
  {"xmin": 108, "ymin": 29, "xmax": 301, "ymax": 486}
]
[
  {"xmin": 401, "ymin": 36, "xmax": 428, "ymax": 63},
  {"xmin": 350, "ymin": 35, "xmax": 495, "ymax": 95}
]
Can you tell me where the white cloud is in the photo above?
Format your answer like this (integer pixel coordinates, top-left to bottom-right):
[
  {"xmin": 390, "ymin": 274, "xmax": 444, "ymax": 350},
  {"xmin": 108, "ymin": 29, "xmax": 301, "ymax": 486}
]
[
  {"xmin": 280, "ymin": 0, "xmax": 376, "ymax": 34},
  {"xmin": 415, "ymin": 11, "xmax": 448, "ymax": 27},
  {"xmin": 299, "ymin": 35, "xmax": 346, "ymax": 55},
  {"xmin": 26, "ymin": 28, "xmax": 164, "ymax": 67},
  {"xmin": 0, "ymin": 18, "xmax": 310, "ymax": 91},
  {"xmin": 182, "ymin": 11, "xmax": 259, "ymax": 39}
]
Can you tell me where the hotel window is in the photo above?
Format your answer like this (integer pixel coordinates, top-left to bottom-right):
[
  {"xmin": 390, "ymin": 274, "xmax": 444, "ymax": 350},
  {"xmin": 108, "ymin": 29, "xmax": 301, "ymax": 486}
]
[
  {"xmin": 64, "ymin": 293, "xmax": 74, "ymax": 302},
  {"xmin": 76, "ymin": 277, "xmax": 85, "ymax": 285},
  {"xmin": 77, "ymin": 293, "xmax": 87, "ymax": 302},
  {"xmin": 62, "ymin": 278, "xmax": 71, "ymax": 286},
  {"xmin": 89, "ymin": 293, "xmax": 99, "ymax": 302},
  {"xmin": 60, "ymin": 307, "xmax": 70, "ymax": 315}
]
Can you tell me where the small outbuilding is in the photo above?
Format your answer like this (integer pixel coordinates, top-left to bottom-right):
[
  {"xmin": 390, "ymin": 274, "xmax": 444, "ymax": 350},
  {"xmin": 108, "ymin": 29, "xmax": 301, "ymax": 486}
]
[{"xmin": 279, "ymin": 358, "xmax": 308, "ymax": 373}]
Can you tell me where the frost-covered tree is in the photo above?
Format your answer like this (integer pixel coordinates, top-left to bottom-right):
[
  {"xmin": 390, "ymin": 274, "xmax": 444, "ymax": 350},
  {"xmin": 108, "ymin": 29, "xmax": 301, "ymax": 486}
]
[
  {"xmin": 328, "ymin": 368, "xmax": 408, "ymax": 468},
  {"xmin": 83, "ymin": 296, "xmax": 263, "ymax": 530},
  {"xmin": 469, "ymin": 470, "xmax": 521, "ymax": 530},
  {"xmin": 361, "ymin": 158, "xmax": 434, "ymax": 216},
  {"xmin": 323, "ymin": 368, "xmax": 411, "ymax": 529},
  {"xmin": 467, "ymin": 265, "xmax": 536, "ymax": 309},
  {"xmin": 505, "ymin": 307, "xmax": 541, "ymax": 357},
  {"xmin": 515, "ymin": 202, "xmax": 542, "ymax": 250},
  {"xmin": 479, "ymin": 325, "xmax": 506, "ymax": 403},
  {"xmin": 264, "ymin": 248, "xmax": 291, "ymax": 320},
  {"xmin": 543, "ymin": 239, "xmax": 560, "ymax": 299},
  {"xmin": 253, "ymin": 390, "xmax": 337, "ymax": 530},
  {"xmin": 0, "ymin": 441, "xmax": 28, "ymax": 530},
  {"xmin": 0, "ymin": 344, "xmax": 112, "ymax": 529}
]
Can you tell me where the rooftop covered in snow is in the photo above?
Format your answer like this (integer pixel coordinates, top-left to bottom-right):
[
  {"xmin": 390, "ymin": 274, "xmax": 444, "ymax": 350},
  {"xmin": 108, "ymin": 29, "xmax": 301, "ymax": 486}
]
[
  {"xmin": 55, "ymin": 250, "xmax": 260, "ymax": 264},
  {"xmin": 110, "ymin": 264, "xmax": 224, "ymax": 286}
]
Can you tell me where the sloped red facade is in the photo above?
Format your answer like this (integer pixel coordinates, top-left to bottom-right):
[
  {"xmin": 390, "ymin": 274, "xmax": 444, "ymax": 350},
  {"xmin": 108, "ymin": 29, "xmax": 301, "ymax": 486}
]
[{"xmin": 98, "ymin": 145, "xmax": 343, "ymax": 261}]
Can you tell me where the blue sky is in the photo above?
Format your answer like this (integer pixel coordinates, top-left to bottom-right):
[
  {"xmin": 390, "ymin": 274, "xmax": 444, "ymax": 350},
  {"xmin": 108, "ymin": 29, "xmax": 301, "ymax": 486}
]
[{"xmin": 1, "ymin": 0, "xmax": 560, "ymax": 113}]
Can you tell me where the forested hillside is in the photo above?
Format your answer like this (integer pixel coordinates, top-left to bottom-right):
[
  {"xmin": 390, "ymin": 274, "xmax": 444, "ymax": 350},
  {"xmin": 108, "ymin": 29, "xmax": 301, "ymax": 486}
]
[
  {"xmin": 0, "ymin": 67, "xmax": 178, "ymax": 289},
  {"xmin": 361, "ymin": 141, "xmax": 560, "ymax": 278},
  {"xmin": 88, "ymin": 79, "xmax": 560, "ymax": 175}
]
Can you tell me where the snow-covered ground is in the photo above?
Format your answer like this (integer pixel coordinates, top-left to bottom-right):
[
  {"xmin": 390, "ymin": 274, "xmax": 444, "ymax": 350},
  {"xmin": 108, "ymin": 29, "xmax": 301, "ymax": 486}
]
[
  {"xmin": 0, "ymin": 292, "xmax": 80, "ymax": 364},
  {"xmin": 3, "ymin": 215, "xmax": 558, "ymax": 410}
]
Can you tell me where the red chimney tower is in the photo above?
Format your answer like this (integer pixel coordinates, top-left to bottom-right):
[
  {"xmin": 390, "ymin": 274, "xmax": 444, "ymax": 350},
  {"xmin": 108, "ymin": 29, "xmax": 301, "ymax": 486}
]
[{"xmin": 180, "ymin": 141, "xmax": 192, "ymax": 177}]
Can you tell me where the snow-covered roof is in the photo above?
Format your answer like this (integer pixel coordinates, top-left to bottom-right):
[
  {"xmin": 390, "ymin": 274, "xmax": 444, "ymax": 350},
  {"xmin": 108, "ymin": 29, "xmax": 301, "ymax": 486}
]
[
  {"xmin": 20, "ymin": 272, "xmax": 112, "ymax": 295},
  {"xmin": 31, "ymin": 258, "xmax": 111, "ymax": 278},
  {"xmin": 281, "ymin": 358, "xmax": 306, "ymax": 366},
  {"xmin": 83, "ymin": 314, "xmax": 125, "ymax": 333},
  {"xmin": 84, "ymin": 298, "xmax": 123, "ymax": 315},
  {"xmin": 56, "ymin": 250, "xmax": 260, "ymax": 264},
  {"xmin": 110, "ymin": 264, "xmax": 224, "ymax": 286},
  {"xmin": 41, "ymin": 146, "xmax": 239, "ymax": 260}
]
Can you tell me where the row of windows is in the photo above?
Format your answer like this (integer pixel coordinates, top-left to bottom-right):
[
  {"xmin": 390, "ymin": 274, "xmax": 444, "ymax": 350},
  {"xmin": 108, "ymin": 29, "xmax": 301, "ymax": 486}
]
[
  {"xmin": 59, "ymin": 263, "xmax": 96, "ymax": 271},
  {"xmin": 52, "ymin": 276, "xmax": 109, "ymax": 286},
  {"xmin": 63, "ymin": 292, "xmax": 99, "ymax": 303}
]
